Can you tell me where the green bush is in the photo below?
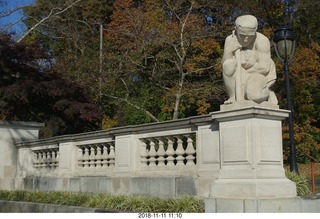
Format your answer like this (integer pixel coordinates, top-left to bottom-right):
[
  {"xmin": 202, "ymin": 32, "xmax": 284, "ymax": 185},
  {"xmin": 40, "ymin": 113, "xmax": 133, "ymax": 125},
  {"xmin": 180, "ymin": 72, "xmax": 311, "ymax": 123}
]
[
  {"xmin": 285, "ymin": 171, "xmax": 313, "ymax": 196},
  {"xmin": 0, "ymin": 190, "xmax": 204, "ymax": 213}
]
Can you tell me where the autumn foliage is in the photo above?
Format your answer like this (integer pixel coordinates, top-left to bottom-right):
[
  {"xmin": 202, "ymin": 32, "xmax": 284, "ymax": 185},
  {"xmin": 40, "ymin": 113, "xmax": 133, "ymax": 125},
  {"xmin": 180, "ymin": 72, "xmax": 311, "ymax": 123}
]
[
  {"xmin": 0, "ymin": 0, "xmax": 319, "ymax": 161},
  {"xmin": 0, "ymin": 33, "xmax": 101, "ymax": 137}
]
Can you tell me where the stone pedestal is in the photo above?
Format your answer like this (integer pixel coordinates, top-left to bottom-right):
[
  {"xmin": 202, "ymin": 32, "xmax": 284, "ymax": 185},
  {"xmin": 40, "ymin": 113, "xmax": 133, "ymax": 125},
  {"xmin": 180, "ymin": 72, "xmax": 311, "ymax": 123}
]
[{"xmin": 209, "ymin": 106, "xmax": 296, "ymax": 198}]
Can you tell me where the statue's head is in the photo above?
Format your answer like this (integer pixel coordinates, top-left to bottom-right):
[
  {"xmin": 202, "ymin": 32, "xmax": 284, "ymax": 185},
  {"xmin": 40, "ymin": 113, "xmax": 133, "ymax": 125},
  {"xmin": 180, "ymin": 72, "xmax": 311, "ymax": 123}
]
[{"xmin": 235, "ymin": 15, "xmax": 258, "ymax": 48}]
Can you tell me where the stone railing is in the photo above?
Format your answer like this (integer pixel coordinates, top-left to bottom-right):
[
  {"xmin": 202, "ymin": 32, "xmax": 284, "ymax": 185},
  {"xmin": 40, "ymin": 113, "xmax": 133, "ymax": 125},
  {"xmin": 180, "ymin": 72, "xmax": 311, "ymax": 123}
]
[
  {"xmin": 14, "ymin": 114, "xmax": 218, "ymax": 196},
  {"xmin": 11, "ymin": 107, "xmax": 293, "ymax": 198},
  {"xmin": 77, "ymin": 141, "xmax": 115, "ymax": 169},
  {"xmin": 140, "ymin": 134, "xmax": 196, "ymax": 167},
  {"xmin": 32, "ymin": 147, "xmax": 59, "ymax": 170}
]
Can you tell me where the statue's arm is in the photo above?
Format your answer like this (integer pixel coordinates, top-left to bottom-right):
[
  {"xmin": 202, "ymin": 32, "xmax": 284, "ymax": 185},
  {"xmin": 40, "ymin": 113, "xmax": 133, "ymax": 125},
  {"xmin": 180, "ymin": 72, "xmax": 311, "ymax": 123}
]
[
  {"xmin": 222, "ymin": 35, "xmax": 238, "ymax": 76},
  {"xmin": 246, "ymin": 34, "xmax": 272, "ymax": 75},
  {"xmin": 222, "ymin": 35, "xmax": 237, "ymax": 63}
]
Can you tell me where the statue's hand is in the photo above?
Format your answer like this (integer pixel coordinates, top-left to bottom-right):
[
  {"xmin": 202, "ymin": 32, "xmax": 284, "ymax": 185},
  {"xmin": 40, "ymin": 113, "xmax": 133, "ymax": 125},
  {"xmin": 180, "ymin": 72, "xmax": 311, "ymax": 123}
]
[
  {"xmin": 241, "ymin": 57, "xmax": 255, "ymax": 70},
  {"xmin": 231, "ymin": 36, "xmax": 242, "ymax": 53}
]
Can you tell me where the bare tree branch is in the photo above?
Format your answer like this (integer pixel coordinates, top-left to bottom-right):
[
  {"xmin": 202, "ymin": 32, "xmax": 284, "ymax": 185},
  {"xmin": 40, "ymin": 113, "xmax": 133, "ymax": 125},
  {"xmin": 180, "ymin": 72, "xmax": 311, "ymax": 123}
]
[
  {"xmin": 106, "ymin": 95, "xmax": 159, "ymax": 122},
  {"xmin": 16, "ymin": 0, "xmax": 82, "ymax": 43},
  {"xmin": 0, "ymin": 15, "xmax": 25, "ymax": 33},
  {"xmin": 0, "ymin": 6, "xmax": 26, "ymax": 18},
  {"xmin": 105, "ymin": 78, "xmax": 159, "ymax": 122}
]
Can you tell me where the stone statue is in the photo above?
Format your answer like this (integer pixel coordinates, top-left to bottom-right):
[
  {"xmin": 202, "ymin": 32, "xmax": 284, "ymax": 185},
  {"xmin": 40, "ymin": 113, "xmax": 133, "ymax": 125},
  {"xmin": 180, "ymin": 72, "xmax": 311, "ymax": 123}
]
[{"xmin": 222, "ymin": 15, "xmax": 278, "ymax": 106}]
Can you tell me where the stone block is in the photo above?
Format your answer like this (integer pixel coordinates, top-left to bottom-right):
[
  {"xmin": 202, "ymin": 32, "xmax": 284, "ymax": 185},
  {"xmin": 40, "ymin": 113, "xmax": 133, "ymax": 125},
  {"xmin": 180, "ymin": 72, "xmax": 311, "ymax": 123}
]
[
  {"xmin": 131, "ymin": 177, "xmax": 176, "ymax": 197},
  {"xmin": 80, "ymin": 177, "xmax": 99, "ymax": 193},
  {"xmin": 176, "ymin": 177, "xmax": 196, "ymax": 196},
  {"xmin": 112, "ymin": 177, "xmax": 130, "ymax": 194},
  {"xmin": 300, "ymin": 196, "xmax": 320, "ymax": 213},
  {"xmin": 131, "ymin": 177, "xmax": 148, "ymax": 195},
  {"xmin": 98, "ymin": 177, "xmax": 113, "ymax": 193},
  {"xmin": 257, "ymin": 198, "xmax": 300, "ymax": 213},
  {"xmin": 0, "ymin": 200, "xmax": 12, "ymax": 212},
  {"xmin": 0, "ymin": 178, "xmax": 15, "ymax": 190},
  {"xmin": 23, "ymin": 178, "xmax": 34, "ymax": 189},
  {"xmin": 69, "ymin": 178, "xmax": 80, "ymax": 192},
  {"xmin": 4, "ymin": 165, "xmax": 16, "ymax": 178},
  {"xmin": 12, "ymin": 201, "xmax": 39, "ymax": 213},
  {"xmin": 148, "ymin": 178, "xmax": 175, "ymax": 197}
]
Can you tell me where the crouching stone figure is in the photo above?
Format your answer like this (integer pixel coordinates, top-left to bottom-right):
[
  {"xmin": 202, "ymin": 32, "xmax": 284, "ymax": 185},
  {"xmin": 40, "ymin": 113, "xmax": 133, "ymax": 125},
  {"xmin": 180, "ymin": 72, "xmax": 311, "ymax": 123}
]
[{"xmin": 222, "ymin": 14, "xmax": 278, "ymax": 105}]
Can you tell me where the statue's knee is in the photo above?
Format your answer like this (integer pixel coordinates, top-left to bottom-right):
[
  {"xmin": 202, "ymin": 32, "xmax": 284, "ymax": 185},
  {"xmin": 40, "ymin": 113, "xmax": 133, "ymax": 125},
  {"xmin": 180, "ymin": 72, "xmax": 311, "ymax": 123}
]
[{"xmin": 245, "ymin": 75, "xmax": 269, "ymax": 102}]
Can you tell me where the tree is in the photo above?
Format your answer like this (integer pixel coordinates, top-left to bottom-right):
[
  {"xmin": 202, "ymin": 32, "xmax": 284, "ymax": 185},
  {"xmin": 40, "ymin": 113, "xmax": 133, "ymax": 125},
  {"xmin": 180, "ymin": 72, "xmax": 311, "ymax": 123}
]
[
  {"xmin": 277, "ymin": 43, "xmax": 320, "ymax": 162},
  {"xmin": 0, "ymin": 33, "xmax": 101, "ymax": 137},
  {"xmin": 293, "ymin": 0, "xmax": 320, "ymax": 45},
  {"xmin": 104, "ymin": 0, "xmax": 225, "ymax": 123},
  {"xmin": 4, "ymin": 0, "xmax": 318, "ymax": 163}
]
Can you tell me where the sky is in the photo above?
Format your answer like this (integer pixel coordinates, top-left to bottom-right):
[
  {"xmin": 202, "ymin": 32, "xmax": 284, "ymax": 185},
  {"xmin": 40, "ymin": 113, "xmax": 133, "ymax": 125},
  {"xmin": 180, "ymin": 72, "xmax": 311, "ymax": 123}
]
[{"xmin": 0, "ymin": 0, "xmax": 35, "ymax": 36}]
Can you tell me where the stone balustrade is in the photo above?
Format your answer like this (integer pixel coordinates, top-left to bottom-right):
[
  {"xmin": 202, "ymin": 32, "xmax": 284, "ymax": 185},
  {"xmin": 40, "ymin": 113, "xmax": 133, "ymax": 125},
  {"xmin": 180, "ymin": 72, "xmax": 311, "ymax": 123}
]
[
  {"xmin": 77, "ymin": 142, "xmax": 115, "ymax": 169},
  {"xmin": 2, "ymin": 107, "xmax": 297, "ymax": 199},
  {"xmin": 140, "ymin": 134, "xmax": 196, "ymax": 167},
  {"xmin": 13, "ymin": 114, "xmax": 217, "ymax": 196},
  {"xmin": 32, "ymin": 147, "xmax": 59, "ymax": 170}
]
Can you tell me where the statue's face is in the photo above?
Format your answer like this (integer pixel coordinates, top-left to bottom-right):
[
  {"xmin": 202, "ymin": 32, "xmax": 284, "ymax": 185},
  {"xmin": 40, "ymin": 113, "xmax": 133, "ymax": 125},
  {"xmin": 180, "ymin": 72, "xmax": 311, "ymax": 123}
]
[{"xmin": 236, "ymin": 28, "xmax": 256, "ymax": 48}]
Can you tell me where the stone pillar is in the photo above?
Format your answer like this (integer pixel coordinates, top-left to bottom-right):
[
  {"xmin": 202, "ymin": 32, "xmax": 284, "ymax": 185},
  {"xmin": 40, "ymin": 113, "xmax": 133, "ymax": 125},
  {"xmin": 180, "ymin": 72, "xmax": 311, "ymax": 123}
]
[
  {"xmin": 210, "ymin": 106, "xmax": 296, "ymax": 198},
  {"xmin": 0, "ymin": 121, "xmax": 43, "ymax": 190}
]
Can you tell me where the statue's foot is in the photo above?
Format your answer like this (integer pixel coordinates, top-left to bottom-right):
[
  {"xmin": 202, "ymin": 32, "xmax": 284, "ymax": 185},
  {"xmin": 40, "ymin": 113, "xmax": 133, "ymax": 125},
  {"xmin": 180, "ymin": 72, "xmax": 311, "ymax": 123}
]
[
  {"xmin": 224, "ymin": 98, "xmax": 235, "ymax": 104},
  {"xmin": 268, "ymin": 91, "xmax": 278, "ymax": 105}
]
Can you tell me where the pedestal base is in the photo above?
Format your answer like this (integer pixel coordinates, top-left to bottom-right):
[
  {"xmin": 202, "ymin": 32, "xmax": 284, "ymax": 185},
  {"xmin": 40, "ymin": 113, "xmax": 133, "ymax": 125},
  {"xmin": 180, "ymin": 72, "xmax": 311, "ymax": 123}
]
[
  {"xmin": 211, "ymin": 178, "xmax": 296, "ymax": 198},
  {"xmin": 210, "ymin": 106, "xmax": 297, "ymax": 199}
]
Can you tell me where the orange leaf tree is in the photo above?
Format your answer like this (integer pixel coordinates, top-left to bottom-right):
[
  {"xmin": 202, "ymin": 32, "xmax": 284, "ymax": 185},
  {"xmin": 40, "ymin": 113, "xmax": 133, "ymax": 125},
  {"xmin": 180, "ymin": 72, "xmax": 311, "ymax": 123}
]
[{"xmin": 105, "ymin": 0, "xmax": 226, "ymax": 123}]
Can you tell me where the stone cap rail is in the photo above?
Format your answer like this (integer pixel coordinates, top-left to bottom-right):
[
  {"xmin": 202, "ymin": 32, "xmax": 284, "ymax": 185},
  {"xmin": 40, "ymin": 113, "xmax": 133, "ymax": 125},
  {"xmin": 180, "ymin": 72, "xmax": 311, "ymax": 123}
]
[{"xmin": 15, "ymin": 114, "xmax": 214, "ymax": 148}]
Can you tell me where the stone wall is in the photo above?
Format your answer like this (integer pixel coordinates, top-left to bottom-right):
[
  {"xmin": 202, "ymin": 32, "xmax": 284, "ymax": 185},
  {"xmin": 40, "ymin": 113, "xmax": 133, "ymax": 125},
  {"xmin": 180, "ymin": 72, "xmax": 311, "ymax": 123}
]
[{"xmin": 0, "ymin": 121, "xmax": 43, "ymax": 189}]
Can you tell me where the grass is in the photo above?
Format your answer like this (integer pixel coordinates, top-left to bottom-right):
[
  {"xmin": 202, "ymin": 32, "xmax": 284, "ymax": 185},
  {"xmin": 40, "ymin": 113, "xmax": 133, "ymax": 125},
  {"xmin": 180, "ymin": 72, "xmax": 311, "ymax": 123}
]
[{"xmin": 0, "ymin": 190, "xmax": 205, "ymax": 213}]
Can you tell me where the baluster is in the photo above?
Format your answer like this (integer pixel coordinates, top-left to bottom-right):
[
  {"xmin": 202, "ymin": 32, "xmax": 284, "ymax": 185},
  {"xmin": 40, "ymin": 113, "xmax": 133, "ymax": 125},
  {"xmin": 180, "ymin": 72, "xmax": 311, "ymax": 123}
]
[
  {"xmin": 140, "ymin": 140, "xmax": 149, "ymax": 166},
  {"xmin": 55, "ymin": 150, "xmax": 60, "ymax": 168},
  {"xmin": 101, "ymin": 144, "xmax": 109, "ymax": 167},
  {"xmin": 88, "ymin": 145, "xmax": 96, "ymax": 168},
  {"xmin": 157, "ymin": 138, "xmax": 166, "ymax": 166},
  {"xmin": 108, "ymin": 144, "xmax": 115, "ymax": 167},
  {"xmin": 175, "ymin": 136, "xmax": 185, "ymax": 166},
  {"xmin": 33, "ymin": 152, "xmax": 38, "ymax": 169},
  {"xmin": 185, "ymin": 135, "xmax": 196, "ymax": 165},
  {"xmin": 50, "ymin": 151, "xmax": 55, "ymax": 168},
  {"xmin": 95, "ymin": 144, "xmax": 102, "ymax": 168},
  {"xmin": 148, "ymin": 139, "xmax": 157, "ymax": 166},
  {"xmin": 46, "ymin": 151, "xmax": 51, "ymax": 168},
  {"xmin": 40, "ymin": 151, "xmax": 46, "ymax": 169},
  {"xmin": 166, "ymin": 137, "xmax": 175, "ymax": 167},
  {"xmin": 78, "ymin": 147, "xmax": 84, "ymax": 168},
  {"xmin": 37, "ymin": 152, "xmax": 42, "ymax": 169},
  {"xmin": 83, "ymin": 147, "xmax": 90, "ymax": 168}
]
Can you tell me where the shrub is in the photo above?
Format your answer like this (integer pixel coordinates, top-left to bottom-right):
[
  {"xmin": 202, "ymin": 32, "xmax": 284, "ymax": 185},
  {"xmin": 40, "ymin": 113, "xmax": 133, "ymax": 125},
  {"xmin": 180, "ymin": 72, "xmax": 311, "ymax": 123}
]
[
  {"xmin": 285, "ymin": 171, "xmax": 313, "ymax": 196},
  {"xmin": 0, "ymin": 190, "xmax": 204, "ymax": 213}
]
